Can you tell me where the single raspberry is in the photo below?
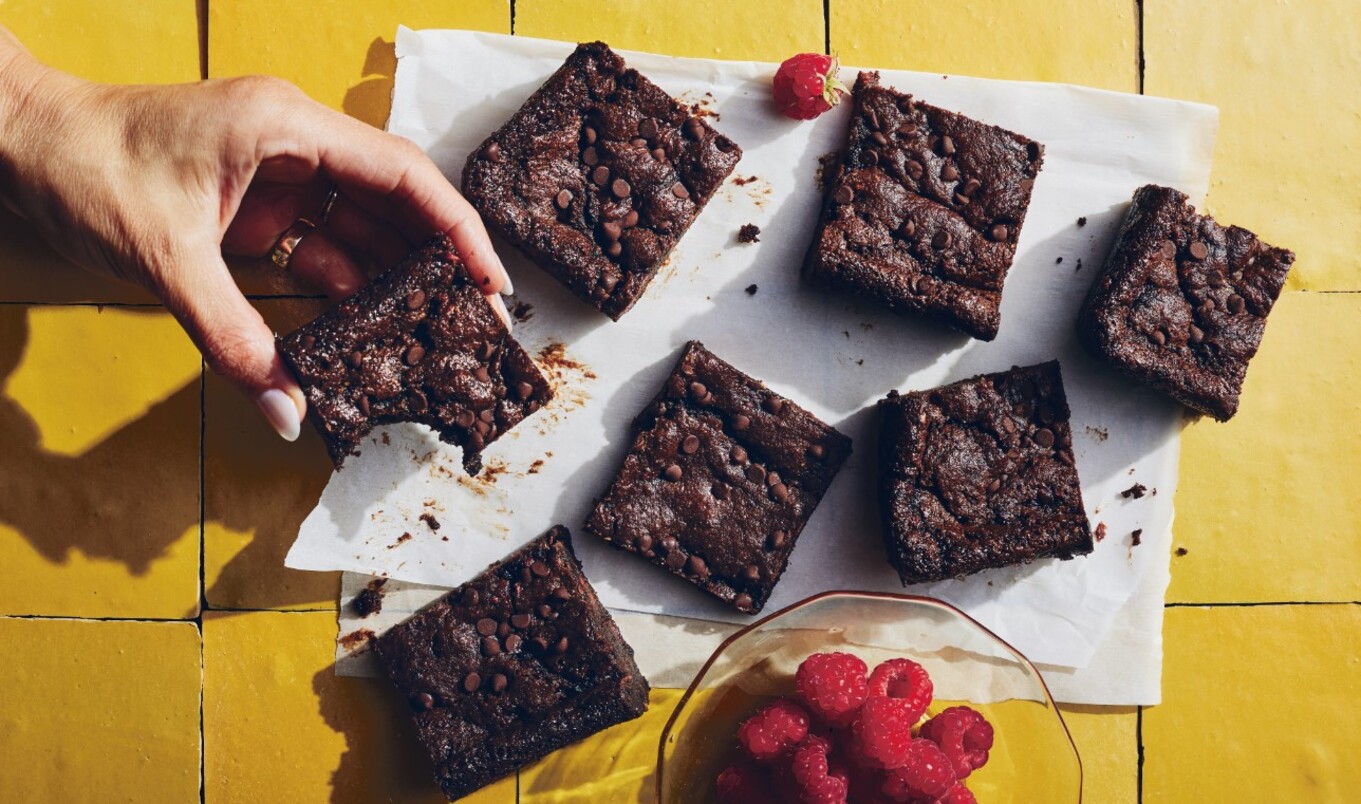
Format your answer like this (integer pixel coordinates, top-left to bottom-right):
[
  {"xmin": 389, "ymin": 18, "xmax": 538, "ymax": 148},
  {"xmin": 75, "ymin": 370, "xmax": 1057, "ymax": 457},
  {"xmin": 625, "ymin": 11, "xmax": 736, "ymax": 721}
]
[
  {"xmin": 797, "ymin": 652, "xmax": 870, "ymax": 727},
  {"xmin": 919, "ymin": 706, "xmax": 994, "ymax": 779},
  {"xmin": 773, "ymin": 53, "xmax": 846, "ymax": 120},
  {"xmin": 783, "ymin": 734, "xmax": 851, "ymax": 803},
  {"xmin": 716, "ymin": 761, "xmax": 777, "ymax": 804},
  {"xmin": 738, "ymin": 699, "xmax": 811, "ymax": 763},
  {"xmin": 940, "ymin": 783, "xmax": 978, "ymax": 804},
  {"xmin": 881, "ymin": 739, "xmax": 957, "ymax": 801},
  {"xmin": 867, "ymin": 658, "xmax": 934, "ymax": 723},
  {"xmin": 850, "ymin": 696, "xmax": 919, "ymax": 769}
]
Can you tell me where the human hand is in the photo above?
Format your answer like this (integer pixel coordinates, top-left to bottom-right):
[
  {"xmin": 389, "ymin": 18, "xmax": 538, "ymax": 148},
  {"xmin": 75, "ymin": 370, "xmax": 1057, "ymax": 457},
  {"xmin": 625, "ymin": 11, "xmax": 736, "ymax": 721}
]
[{"xmin": 0, "ymin": 27, "xmax": 513, "ymax": 441}]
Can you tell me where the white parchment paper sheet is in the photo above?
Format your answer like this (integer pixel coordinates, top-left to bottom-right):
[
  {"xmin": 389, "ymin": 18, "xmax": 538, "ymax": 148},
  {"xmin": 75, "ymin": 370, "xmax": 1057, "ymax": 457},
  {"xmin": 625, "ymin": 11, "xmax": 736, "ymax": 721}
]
[{"xmin": 294, "ymin": 29, "xmax": 1215, "ymax": 698}]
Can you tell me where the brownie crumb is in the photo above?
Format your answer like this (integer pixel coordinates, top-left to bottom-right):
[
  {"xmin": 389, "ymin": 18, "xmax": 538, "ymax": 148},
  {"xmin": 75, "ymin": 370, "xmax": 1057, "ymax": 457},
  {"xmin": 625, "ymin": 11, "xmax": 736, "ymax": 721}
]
[
  {"xmin": 1121, "ymin": 483, "xmax": 1148, "ymax": 499},
  {"xmin": 1077, "ymin": 216, "xmax": 1088, "ymax": 227},
  {"xmin": 815, "ymin": 151, "xmax": 841, "ymax": 192},
  {"xmin": 351, "ymin": 578, "xmax": 388, "ymax": 618},
  {"xmin": 1094, "ymin": 522, "xmax": 1108, "ymax": 542},
  {"xmin": 420, "ymin": 513, "xmax": 441, "ymax": 531},
  {"xmin": 1131, "ymin": 529, "xmax": 1143, "ymax": 546},
  {"xmin": 510, "ymin": 301, "xmax": 535, "ymax": 323},
  {"xmin": 338, "ymin": 628, "xmax": 375, "ymax": 651},
  {"xmin": 1056, "ymin": 257, "xmax": 1064, "ymax": 264},
  {"xmin": 737, "ymin": 224, "xmax": 761, "ymax": 243},
  {"xmin": 744, "ymin": 284, "xmax": 759, "ymax": 295},
  {"xmin": 1175, "ymin": 547, "xmax": 1188, "ymax": 557},
  {"xmin": 389, "ymin": 532, "xmax": 414, "ymax": 549},
  {"xmin": 732, "ymin": 175, "xmax": 760, "ymax": 187},
  {"xmin": 1075, "ymin": 258, "xmax": 1083, "ymax": 272}
]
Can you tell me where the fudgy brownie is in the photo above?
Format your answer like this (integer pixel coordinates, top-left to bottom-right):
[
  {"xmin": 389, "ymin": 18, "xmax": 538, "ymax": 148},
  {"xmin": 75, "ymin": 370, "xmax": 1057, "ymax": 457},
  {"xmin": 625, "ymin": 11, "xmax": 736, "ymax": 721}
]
[
  {"xmin": 463, "ymin": 42, "xmax": 742, "ymax": 320},
  {"xmin": 374, "ymin": 526, "xmax": 649, "ymax": 801},
  {"xmin": 1077, "ymin": 184, "xmax": 1294, "ymax": 420},
  {"xmin": 878, "ymin": 362, "xmax": 1093, "ymax": 585},
  {"xmin": 803, "ymin": 72, "xmax": 1044, "ymax": 341},
  {"xmin": 585, "ymin": 341, "xmax": 852, "ymax": 614},
  {"xmin": 278, "ymin": 235, "xmax": 552, "ymax": 472}
]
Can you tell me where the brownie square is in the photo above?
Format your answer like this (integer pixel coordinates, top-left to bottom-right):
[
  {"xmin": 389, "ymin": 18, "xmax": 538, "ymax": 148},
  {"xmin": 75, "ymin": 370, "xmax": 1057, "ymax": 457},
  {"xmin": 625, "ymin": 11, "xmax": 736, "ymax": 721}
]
[
  {"xmin": 803, "ymin": 72, "xmax": 1044, "ymax": 341},
  {"xmin": 585, "ymin": 341, "xmax": 852, "ymax": 614},
  {"xmin": 878, "ymin": 361, "xmax": 1093, "ymax": 585},
  {"xmin": 462, "ymin": 42, "xmax": 742, "ymax": 320},
  {"xmin": 1077, "ymin": 184, "xmax": 1295, "ymax": 420},
  {"xmin": 278, "ymin": 235, "xmax": 552, "ymax": 472},
  {"xmin": 373, "ymin": 526, "xmax": 649, "ymax": 801}
]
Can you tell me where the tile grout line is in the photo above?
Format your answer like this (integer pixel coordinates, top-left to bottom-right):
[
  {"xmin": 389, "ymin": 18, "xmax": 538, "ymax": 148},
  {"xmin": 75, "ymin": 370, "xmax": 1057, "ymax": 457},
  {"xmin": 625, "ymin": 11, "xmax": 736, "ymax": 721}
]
[
  {"xmin": 1165, "ymin": 600, "xmax": 1361, "ymax": 608},
  {"xmin": 1136, "ymin": 705, "xmax": 1145, "ymax": 801},
  {"xmin": 823, "ymin": 0, "xmax": 831, "ymax": 55},
  {"xmin": 510, "ymin": 0, "xmax": 516, "ymax": 36},
  {"xmin": 198, "ymin": 357, "xmax": 208, "ymax": 804},
  {"xmin": 1136, "ymin": 0, "xmax": 1145, "ymax": 94}
]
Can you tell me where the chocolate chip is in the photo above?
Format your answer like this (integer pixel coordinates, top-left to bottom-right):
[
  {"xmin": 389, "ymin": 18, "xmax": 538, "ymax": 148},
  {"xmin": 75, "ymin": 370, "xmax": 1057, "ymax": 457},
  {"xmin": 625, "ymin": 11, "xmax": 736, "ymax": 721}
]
[
  {"xmin": 900, "ymin": 219, "xmax": 917, "ymax": 237},
  {"xmin": 638, "ymin": 118, "xmax": 658, "ymax": 139},
  {"xmin": 605, "ymin": 241, "xmax": 623, "ymax": 258},
  {"xmin": 864, "ymin": 150, "xmax": 880, "ymax": 167},
  {"xmin": 1152, "ymin": 329, "xmax": 1167, "ymax": 346},
  {"xmin": 481, "ymin": 636, "xmax": 501, "ymax": 656},
  {"xmin": 939, "ymin": 135, "xmax": 956, "ymax": 155},
  {"xmin": 989, "ymin": 223, "xmax": 1009, "ymax": 241},
  {"xmin": 732, "ymin": 414, "xmax": 751, "ymax": 431},
  {"xmin": 455, "ymin": 411, "xmax": 475, "ymax": 429},
  {"xmin": 533, "ymin": 637, "xmax": 549, "ymax": 652},
  {"xmin": 300, "ymin": 334, "xmax": 316, "ymax": 349},
  {"xmin": 768, "ymin": 530, "xmax": 787, "ymax": 550},
  {"xmin": 477, "ymin": 342, "xmax": 496, "ymax": 361},
  {"xmin": 683, "ymin": 118, "xmax": 704, "ymax": 140},
  {"xmin": 664, "ymin": 464, "xmax": 683, "ymax": 482},
  {"xmin": 898, "ymin": 121, "xmax": 917, "ymax": 135},
  {"xmin": 611, "ymin": 178, "xmax": 631, "ymax": 199},
  {"xmin": 357, "ymin": 395, "xmax": 370, "ymax": 416},
  {"xmin": 511, "ymin": 613, "xmax": 531, "ymax": 629},
  {"xmin": 871, "ymin": 131, "xmax": 889, "ymax": 146},
  {"xmin": 582, "ymin": 146, "xmax": 599, "ymax": 166},
  {"xmin": 483, "ymin": 142, "xmax": 501, "ymax": 162},
  {"xmin": 932, "ymin": 230, "xmax": 953, "ymax": 249},
  {"xmin": 689, "ymin": 381, "xmax": 708, "ymax": 400},
  {"xmin": 808, "ymin": 444, "xmax": 825, "ymax": 459},
  {"xmin": 711, "ymin": 483, "xmax": 730, "ymax": 500},
  {"xmin": 832, "ymin": 185, "xmax": 854, "ymax": 205},
  {"xmin": 866, "ymin": 108, "xmax": 881, "ymax": 131},
  {"xmin": 1200, "ymin": 298, "xmax": 1216, "ymax": 314},
  {"xmin": 661, "ymin": 536, "xmax": 678, "ymax": 552},
  {"xmin": 1189, "ymin": 325, "xmax": 1204, "ymax": 343},
  {"xmin": 515, "ymin": 381, "xmax": 534, "ymax": 401},
  {"xmin": 405, "ymin": 289, "xmax": 427, "ymax": 310},
  {"xmin": 987, "ymin": 478, "xmax": 1001, "ymax": 493},
  {"xmin": 505, "ymin": 634, "xmax": 523, "ymax": 652},
  {"xmin": 730, "ymin": 445, "xmax": 748, "ymax": 464},
  {"xmin": 555, "ymin": 636, "xmax": 569, "ymax": 654},
  {"xmin": 602, "ymin": 221, "xmax": 623, "ymax": 241},
  {"xmin": 553, "ymin": 586, "xmax": 571, "ymax": 601},
  {"xmin": 584, "ymin": 126, "xmax": 597, "ymax": 145},
  {"xmin": 1207, "ymin": 273, "xmax": 1225, "ymax": 288},
  {"xmin": 766, "ymin": 471, "xmax": 781, "ymax": 487},
  {"xmin": 1159, "ymin": 240, "xmax": 1177, "ymax": 260},
  {"xmin": 1227, "ymin": 294, "xmax": 1245, "ymax": 314},
  {"xmin": 538, "ymin": 604, "xmax": 553, "ymax": 618},
  {"xmin": 770, "ymin": 483, "xmax": 789, "ymax": 502},
  {"xmin": 531, "ymin": 560, "xmax": 550, "ymax": 578},
  {"xmin": 1034, "ymin": 428, "xmax": 1055, "ymax": 448},
  {"xmin": 763, "ymin": 396, "xmax": 784, "ymax": 414},
  {"xmin": 462, "ymin": 673, "xmax": 481, "ymax": 693},
  {"xmin": 636, "ymin": 534, "xmax": 654, "ymax": 553},
  {"xmin": 743, "ymin": 565, "xmax": 760, "ymax": 582},
  {"xmin": 686, "ymin": 555, "xmax": 708, "ymax": 578},
  {"xmin": 479, "ymin": 408, "xmax": 495, "ymax": 423},
  {"xmin": 475, "ymin": 618, "xmax": 497, "ymax": 636},
  {"xmin": 491, "ymin": 673, "xmax": 508, "ymax": 693},
  {"xmin": 746, "ymin": 465, "xmax": 766, "ymax": 484},
  {"xmin": 681, "ymin": 435, "xmax": 700, "ymax": 454},
  {"xmin": 404, "ymin": 344, "xmax": 425, "ymax": 366},
  {"xmin": 346, "ymin": 350, "xmax": 364, "ymax": 369},
  {"xmin": 906, "ymin": 160, "xmax": 924, "ymax": 180},
  {"xmin": 954, "ymin": 192, "xmax": 971, "ymax": 205},
  {"xmin": 463, "ymin": 587, "xmax": 479, "ymax": 608},
  {"xmin": 961, "ymin": 177, "xmax": 981, "ymax": 196},
  {"xmin": 591, "ymin": 166, "xmax": 610, "ymax": 186},
  {"xmin": 623, "ymin": 209, "xmax": 640, "ymax": 228},
  {"xmin": 1188, "ymin": 240, "xmax": 1208, "ymax": 260},
  {"xmin": 671, "ymin": 182, "xmax": 689, "ymax": 200},
  {"xmin": 411, "ymin": 391, "xmax": 428, "ymax": 413},
  {"xmin": 651, "ymin": 147, "xmax": 667, "ymax": 161},
  {"xmin": 555, "ymin": 189, "xmax": 573, "ymax": 210},
  {"xmin": 734, "ymin": 593, "xmax": 753, "ymax": 611},
  {"xmin": 941, "ymin": 164, "xmax": 959, "ymax": 182},
  {"xmin": 414, "ymin": 691, "xmax": 435, "ymax": 709}
]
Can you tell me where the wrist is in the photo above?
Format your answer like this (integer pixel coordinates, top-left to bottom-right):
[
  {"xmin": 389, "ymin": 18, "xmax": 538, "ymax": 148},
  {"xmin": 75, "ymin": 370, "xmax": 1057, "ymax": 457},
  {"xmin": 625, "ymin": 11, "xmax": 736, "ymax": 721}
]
[{"xmin": 0, "ymin": 45, "xmax": 83, "ymax": 215}]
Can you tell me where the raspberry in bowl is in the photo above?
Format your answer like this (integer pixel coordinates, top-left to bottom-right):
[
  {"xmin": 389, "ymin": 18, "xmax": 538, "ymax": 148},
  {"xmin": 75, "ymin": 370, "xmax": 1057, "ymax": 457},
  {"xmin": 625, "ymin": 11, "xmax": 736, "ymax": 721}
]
[{"xmin": 655, "ymin": 592, "xmax": 1081, "ymax": 802}]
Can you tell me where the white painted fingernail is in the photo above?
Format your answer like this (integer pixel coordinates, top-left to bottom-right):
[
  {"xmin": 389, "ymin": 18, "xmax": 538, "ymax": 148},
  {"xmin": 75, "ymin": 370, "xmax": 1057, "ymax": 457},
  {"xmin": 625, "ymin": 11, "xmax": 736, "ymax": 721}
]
[
  {"xmin": 488, "ymin": 293, "xmax": 513, "ymax": 332},
  {"xmin": 500, "ymin": 273, "xmax": 515, "ymax": 296},
  {"xmin": 256, "ymin": 389, "xmax": 301, "ymax": 442}
]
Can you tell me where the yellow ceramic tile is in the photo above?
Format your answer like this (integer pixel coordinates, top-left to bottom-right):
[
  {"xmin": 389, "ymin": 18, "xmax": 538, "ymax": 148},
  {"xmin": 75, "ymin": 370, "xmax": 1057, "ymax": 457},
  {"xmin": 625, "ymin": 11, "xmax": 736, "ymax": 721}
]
[
  {"xmin": 0, "ymin": 1, "xmax": 200, "ymax": 304},
  {"xmin": 832, "ymin": 0, "xmax": 1138, "ymax": 92},
  {"xmin": 1145, "ymin": 1, "xmax": 1361, "ymax": 291},
  {"xmin": 1145, "ymin": 605, "xmax": 1361, "ymax": 800},
  {"xmin": 0, "ymin": 618, "xmax": 201, "ymax": 801},
  {"xmin": 516, "ymin": 0, "xmax": 823, "ymax": 61},
  {"xmin": 0, "ymin": 306, "xmax": 201, "ymax": 618},
  {"xmin": 204, "ymin": 610, "xmax": 516, "ymax": 803},
  {"xmin": 204, "ymin": 299, "xmax": 337, "ymax": 610},
  {"xmin": 1057, "ymin": 705, "xmax": 1138, "ymax": 804},
  {"xmin": 1170, "ymin": 292, "xmax": 1360, "ymax": 604},
  {"xmin": 520, "ymin": 688, "xmax": 682, "ymax": 803}
]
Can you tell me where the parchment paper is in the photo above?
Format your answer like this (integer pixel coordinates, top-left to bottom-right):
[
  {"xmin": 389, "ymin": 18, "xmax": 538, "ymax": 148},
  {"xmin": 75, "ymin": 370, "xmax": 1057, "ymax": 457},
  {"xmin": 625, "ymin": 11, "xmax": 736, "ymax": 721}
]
[{"xmin": 292, "ymin": 28, "xmax": 1215, "ymax": 694}]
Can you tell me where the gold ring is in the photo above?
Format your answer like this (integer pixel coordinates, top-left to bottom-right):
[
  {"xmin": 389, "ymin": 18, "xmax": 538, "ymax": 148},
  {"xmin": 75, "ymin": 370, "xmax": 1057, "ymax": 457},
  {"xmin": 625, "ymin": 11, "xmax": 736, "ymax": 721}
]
[
  {"xmin": 269, "ymin": 218, "xmax": 316, "ymax": 270},
  {"xmin": 318, "ymin": 187, "xmax": 340, "ymax": 226}
]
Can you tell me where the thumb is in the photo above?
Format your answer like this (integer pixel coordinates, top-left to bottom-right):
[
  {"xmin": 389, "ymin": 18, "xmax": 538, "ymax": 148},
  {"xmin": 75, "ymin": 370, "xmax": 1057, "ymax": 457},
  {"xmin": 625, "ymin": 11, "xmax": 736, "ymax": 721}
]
[{"xmin": 156, "ymin": 244, "xmax": 306, "ymax": 441}]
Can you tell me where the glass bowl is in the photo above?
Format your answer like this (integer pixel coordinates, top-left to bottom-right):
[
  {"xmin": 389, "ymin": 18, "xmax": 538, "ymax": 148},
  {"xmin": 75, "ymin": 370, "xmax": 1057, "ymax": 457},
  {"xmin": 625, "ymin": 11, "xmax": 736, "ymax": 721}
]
[{"xmin": 656, "ymin": 591, "xmax": 1081, "ymax": 802}]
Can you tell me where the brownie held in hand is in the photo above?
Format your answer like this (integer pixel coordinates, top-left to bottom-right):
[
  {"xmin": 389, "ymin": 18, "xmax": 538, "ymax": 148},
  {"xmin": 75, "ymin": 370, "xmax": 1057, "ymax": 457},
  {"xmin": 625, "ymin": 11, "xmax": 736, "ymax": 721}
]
[
  {"xmin": 374, "ymin": 526, "xmax": 649, "ymax": 801},
  {"xmin": 278, "ymin": 235, "xmax": 552, "ymax": 472},
  {"xmin": 1077, "ymin": 184, "xmax": 1294, "ymax": 420},
  {"xmin": 463, "ymin": 42, "xmax": 742, "ymax": 320},
  {"xmin": 878, "ymin": 362, "xmax": 1093, "ymax": 585},
  {"xmin": 804, "ymin": 72, "xmax": 1044, "ymax": 341},
  {"xmin": 586, "ymin": 341, "xmax": 852, "ymax": 614}
]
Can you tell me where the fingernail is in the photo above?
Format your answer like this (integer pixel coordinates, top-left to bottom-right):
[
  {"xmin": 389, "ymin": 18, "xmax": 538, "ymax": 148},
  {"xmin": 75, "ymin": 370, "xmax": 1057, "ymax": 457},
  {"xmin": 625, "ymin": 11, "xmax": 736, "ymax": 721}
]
[
  {"xmin": 488, "ymin": 293, "xmax": 514, "ymax": 332},
  {"xmin": 256, "ymin": 389, "xmax": 301, "ymax": 442},
  {"xmin": 500, "ymin": 273, "xmax": 515, "ymax": 296}
]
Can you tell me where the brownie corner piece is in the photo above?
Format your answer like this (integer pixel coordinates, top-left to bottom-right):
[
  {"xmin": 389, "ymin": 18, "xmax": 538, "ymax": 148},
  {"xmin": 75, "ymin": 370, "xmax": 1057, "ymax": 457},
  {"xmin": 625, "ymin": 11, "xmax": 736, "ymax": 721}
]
[
  {"xmin": 461, "ymin": 41, "xmax": 742, "ymax": 321},
  {"xmin": 1077, "ymin": 184, "xmax": 1295, "ymax": 420},
  {"xmin": 804, "ymin": 71, "xmax": 1043, "ymax": 341},
  {"xmin": 878, "ymin": 361, "xmax": 1092, "ymax": 585},
  {"xmin": 585, "ymin": 341, "xmax": 852, "ymax": 614},
  {"xmin": 277, "ymin": 235, "xmax": 553, "ymax": 471},
  {"xmin": 373, "ymin": 525, "xmax": 649, "ymax": 801}
]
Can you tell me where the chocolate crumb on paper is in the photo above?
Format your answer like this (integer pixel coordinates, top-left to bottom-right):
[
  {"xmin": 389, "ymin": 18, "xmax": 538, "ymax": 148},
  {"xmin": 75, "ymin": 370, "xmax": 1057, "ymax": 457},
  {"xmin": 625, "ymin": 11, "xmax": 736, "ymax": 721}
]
[
  {"xmin": 388, "ymin": 532, "xmax": 414, "ymax": 549},
  {"xmin": 420, "ymin": 512, "xmax": 441, "ymax": 531},
  {"xmin": 1130, "ymin": 529, "xmax": 1143, "ymax": 546},
  {"xmin": 744, "ymin": 284, "xmax": 759, "ymax": 296},
  {"xmin": 1077, "ymin": 216, "xmax": 1088, "ymax": 227},
  {"xmin": 737, "ymin": 224, "xmax": 761, "ymax": 243},
  {"xmin": 1121, "ymin": 483, "xmax": 1148, "ymax": 499},
  {"xmin": 1175, "ymin": 547, "xmax": 1188, "ymax": 557},
  {"xmin": 1094, "ymin": 522, "xmax": 1108, "ymax": 542},
  {"xmin": 338, "ymin": 628, "xmax": 376, "ymax": 652},
  {"xmin": 351, "ymin": 578, "xmax": 387, "ymax": 617}
]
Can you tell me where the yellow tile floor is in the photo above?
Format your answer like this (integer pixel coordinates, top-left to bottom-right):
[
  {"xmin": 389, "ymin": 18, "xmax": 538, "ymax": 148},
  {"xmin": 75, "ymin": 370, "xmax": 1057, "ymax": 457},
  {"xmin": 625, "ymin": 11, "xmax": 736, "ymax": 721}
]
[{"xmin": 0, "ymin": 1, "xmax": 1356, "ymax": 801}]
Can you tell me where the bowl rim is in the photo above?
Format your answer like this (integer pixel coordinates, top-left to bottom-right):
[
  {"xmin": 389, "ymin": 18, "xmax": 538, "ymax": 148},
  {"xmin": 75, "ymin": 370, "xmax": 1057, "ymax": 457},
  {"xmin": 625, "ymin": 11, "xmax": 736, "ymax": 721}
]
[{"xmin": 654, "ymin": 589, "xmax": 1084, "ymax": 802}]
